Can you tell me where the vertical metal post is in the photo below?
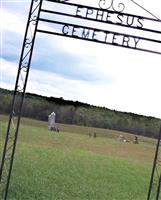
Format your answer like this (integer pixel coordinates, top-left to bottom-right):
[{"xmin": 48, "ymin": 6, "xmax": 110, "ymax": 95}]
[
  {"xmin": 147, "ymin": 126, "xmax": 161, "ymax": 200},
  {"xmin": 0, "ymin": 0, "xmax": 43, "ymax": 199},
  {"xmin": 155, "ymin": 175, "xmax": 161, "ymax": 200}
]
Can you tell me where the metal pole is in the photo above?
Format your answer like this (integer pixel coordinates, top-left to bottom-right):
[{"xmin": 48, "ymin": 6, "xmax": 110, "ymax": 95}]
[
  {"xmin": 0, "ymin": 0, "xmax": 43, "ymax": 199},
  {"xmin": 147, "ymin": 126, "xmax": 161, "ymax": 200},
  {"xmin": 156, "ymin": 174, "xmax": 161, "ymax": 200}
]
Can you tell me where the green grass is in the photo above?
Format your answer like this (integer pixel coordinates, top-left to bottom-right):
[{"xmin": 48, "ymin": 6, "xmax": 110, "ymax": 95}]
[{"xmin": 0, "ymin": 115, "xmax": 156, "ymax": 200}]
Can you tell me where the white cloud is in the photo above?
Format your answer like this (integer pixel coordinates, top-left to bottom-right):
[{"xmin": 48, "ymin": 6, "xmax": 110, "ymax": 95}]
[
  {"xmin": 0, "ymin": 8, "xmax": 26, "ymax": 35},
  {"xmin": 1, "ymin": 0, "xmax": 161, "ymax": 119},
  {"xmin": 1, "ymin": 57, "xmax": 161, "ymax": 119}
]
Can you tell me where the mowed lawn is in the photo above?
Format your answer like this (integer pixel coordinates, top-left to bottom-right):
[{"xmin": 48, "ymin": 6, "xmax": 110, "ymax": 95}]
[{"xmin": 0, "ymin": 115, "xmax": 157, "ymax": 200}]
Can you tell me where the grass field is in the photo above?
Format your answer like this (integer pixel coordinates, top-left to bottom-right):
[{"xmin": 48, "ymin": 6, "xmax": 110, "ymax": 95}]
[{"xmin": 0, "ymin": 115, "xmax": 157, "ymax": 200}]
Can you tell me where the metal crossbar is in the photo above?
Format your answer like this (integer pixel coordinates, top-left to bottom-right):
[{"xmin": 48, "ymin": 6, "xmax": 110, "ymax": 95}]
[{"xmin": 38, "ymin": 0, "xmax": 161, "ymax": 55}]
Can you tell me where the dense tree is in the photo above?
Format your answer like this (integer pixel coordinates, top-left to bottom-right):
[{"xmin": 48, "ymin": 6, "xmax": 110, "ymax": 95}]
[{"xmin": 0, "ymin": 88, "xmax": 160, "ymax": 138}]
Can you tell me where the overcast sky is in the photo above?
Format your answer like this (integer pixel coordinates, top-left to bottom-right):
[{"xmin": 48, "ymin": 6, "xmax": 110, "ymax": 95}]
[{"xmin": 1, "ymin": 0, "xmax": 161, "ymax": 118}]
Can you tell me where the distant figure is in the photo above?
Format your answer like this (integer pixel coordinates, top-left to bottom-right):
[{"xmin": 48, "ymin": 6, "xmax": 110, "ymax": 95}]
[
  {"xmin": 94, "ymin": 132, "xmax": 97, "ymax": 138},
  {"xmin": 133, "ymin": 135, "xmax": 139, "ymax": 144}
]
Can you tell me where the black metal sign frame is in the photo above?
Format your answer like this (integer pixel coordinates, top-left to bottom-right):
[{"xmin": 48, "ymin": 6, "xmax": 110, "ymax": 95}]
[
  {"xmin": 0, "ymin": 0, "xmax": 161, "ymax": 199},
  {"xmin": 38, "ymin": 0, "xmax": 161, "ymax": 55}
]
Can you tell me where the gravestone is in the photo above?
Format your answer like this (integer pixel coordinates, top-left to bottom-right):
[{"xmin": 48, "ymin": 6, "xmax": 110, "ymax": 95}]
[{"xmin": 48, "ymin": 112, "xmax": 56, "ymax": 131}]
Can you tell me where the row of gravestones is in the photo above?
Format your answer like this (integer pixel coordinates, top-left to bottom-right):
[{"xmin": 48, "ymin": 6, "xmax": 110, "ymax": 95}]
[
  {"xmin": 118, "ymin": 135, "xmax": 139, "ymax": 144},
  {"xmin": 48, "ymin": 112, "xmax": 140, "ymax": 143}
]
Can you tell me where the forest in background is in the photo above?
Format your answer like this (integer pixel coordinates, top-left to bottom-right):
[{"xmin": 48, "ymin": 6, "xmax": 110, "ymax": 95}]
[{"xmin": 0, "ymin": 87, "xmax": 160, "ymax": 138}]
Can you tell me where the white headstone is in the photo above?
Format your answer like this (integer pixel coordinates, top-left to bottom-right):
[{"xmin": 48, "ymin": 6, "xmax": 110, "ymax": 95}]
[{"xmin": 48, "ymin": 112, "xmax": 56, "ymax": 130}]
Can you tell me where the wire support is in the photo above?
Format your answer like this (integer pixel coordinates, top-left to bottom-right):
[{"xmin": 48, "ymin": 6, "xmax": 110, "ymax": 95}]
[{"xmin": 130, "ymin": 0, "xmax": 160, "ymax": 20}]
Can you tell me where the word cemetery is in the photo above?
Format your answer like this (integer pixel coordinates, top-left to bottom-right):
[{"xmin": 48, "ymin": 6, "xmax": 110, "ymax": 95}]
[{"xmin": 62, "ymin": 24, "xmax": 140, "ymax": 48}]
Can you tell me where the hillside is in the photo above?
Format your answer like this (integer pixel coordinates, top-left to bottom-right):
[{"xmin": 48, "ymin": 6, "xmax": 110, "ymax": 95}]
[
  {"xmin": 0, "ymin": 87, "xmax": 160, "ymax": 138},
  {"xmin": 0, "ymin": 116, "xmax": 155, "ymax": 199}
]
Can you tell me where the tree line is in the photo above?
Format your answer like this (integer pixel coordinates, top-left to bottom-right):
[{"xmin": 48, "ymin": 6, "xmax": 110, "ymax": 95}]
[{"xmin": 0, "ymin": 88, "xmax": 160, "ymax": 138}]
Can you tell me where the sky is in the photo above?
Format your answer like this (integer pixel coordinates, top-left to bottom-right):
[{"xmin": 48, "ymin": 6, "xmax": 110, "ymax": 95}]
[{"xmin": 1, "ymin": 0, "xmax": 161, "ymax": 119}]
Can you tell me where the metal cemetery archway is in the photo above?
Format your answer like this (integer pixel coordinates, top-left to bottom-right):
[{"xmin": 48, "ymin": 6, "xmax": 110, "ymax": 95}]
[{"xmin": 0, "ymin": 0, "xmax": 161, "ymax": 199}]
